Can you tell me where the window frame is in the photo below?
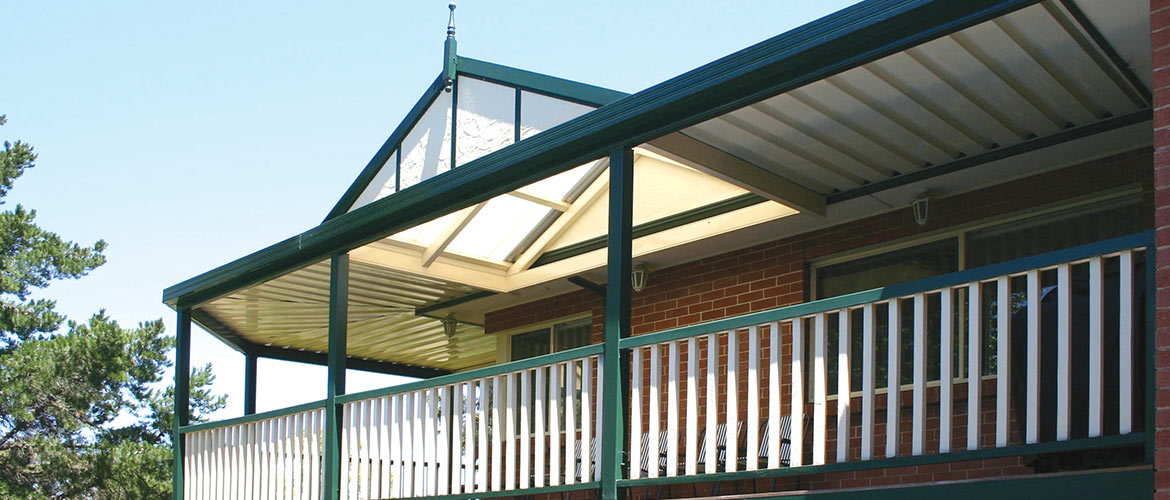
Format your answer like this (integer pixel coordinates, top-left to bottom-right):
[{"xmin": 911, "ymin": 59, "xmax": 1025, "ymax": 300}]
[{"xmin": 495, "ymin": 313, "xmax": 594, "ymax": 364}]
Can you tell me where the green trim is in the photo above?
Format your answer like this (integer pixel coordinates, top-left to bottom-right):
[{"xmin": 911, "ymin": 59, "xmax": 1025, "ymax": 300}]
[
  {"xmin": 414, "ymin": 289, "xmax": 497, "ymax": 316},
  {"xmin": 325, "ymin": 57, "xmax": 624, "ymax": 224},
  {"xmin": 826, "ymin": 109, "xmax": 1151, "ymax": 204},
  {"xmin": 323, "ymin": 75, "xmax": 447, "ymax": 222},
  {"xmin": 617, "ymin": 433, "xmax": 1145, "ymax": 488},
  {"xmin": 171, "ymin": 309, "xmax": 191, "ymax": 500},
  {"xmin": 179, "ymin": 399, "xmax": 328, "ymax": 434},
  {"xmin": 601, "ymin": 147, "xmax": 634, "ymax": 500},
  {"xmin": 1059, "ymin": 0, "xmax": 1151, "ymax": 106},
  {"xmin": 416, "ymin": 481, "xmax": 599, "ymax": 500},
  {"xmin": 166, "ymin": 0, "xmax": 1044, "ymax": 309},
  {"xmin": 247, "ymin": 343, "xmax": 450, "ymax": 378},
  {"xmin": 243, "ymin": 353, "xmax": 257, "ymax": 415},
  {"xmin": 620, "ymin": 231, "xmax": 1153, "ymax": 349},
  {"xmin": 324, "ymin": 253, "xmax": 348, "ymax": 500},
  {"xmin": 335, "ymin": 343, "xmax": 603, "ymax": 404},
  {"xmin": 533, "ymin": 192, "xmax": 767, "ymax": 268},
  {"xmin": 457, "ymin": 56, "xmax": 628, "ymax": 107}
]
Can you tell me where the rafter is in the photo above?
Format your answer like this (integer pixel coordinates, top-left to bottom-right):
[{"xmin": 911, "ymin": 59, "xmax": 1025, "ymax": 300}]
[
  {"xmin": 421, "ymin": 203, "xmax": 485, "ymax": 268},
  {"xmin": 507, "ymin": 190, "xmax": 571, "ymax": 211},
  {"xmin": 645, "ymin": 132, "xmax": 826, "ymax": 216},
  {"xmin": 508, "ymin": 170, "xmax": 610, "ymax": 275}
]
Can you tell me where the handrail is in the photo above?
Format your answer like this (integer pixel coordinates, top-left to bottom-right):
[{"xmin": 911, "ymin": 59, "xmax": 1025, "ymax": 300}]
[
  {"xmin": 620, "ymin": 230, "xmax": 1153, "ymax": 350},
  {"xmin": 335, "ymin": 343, "xmax": 603, "ymax": 404},
  {"xmin": 179, "ymin": 398, "xmax": 327, "ymax": 434}
]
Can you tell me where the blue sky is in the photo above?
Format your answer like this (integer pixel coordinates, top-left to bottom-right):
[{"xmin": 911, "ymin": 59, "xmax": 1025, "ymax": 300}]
[{"xmin": 1, "ymin": 1, "xmax": 859, "ymax": 419}]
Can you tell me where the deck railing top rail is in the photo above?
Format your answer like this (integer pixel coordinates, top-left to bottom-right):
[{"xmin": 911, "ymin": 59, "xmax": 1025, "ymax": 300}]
[{"xmin": 620, "ymin": 230, "xmax": 1153, "ymax": 350}]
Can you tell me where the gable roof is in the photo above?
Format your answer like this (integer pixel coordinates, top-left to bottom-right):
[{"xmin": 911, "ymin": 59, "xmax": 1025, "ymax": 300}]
[{"xmin": 323, "ymin": 56, "xmax": 630, "ymax": 222}]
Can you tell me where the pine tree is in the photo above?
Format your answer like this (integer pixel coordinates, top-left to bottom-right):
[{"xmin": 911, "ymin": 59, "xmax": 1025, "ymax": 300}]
[{"xmin": 0, "ymin": 115, "xmax": 224, "ymax": 499}]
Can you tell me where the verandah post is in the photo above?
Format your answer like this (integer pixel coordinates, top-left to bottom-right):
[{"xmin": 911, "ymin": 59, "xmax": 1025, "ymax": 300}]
[
  {"xmin": 601, "ymin": 146, "xmax": 634, "ymax": 500},
  {"xmin": 172, "ymin": 308, "xmax": 191, "ymax": 500},
  {"xmin": 324, "ymin": 253, "xmax": 350, "ymax": 500},
  {"xmin": 244, "ymin": 352, "xmax": 258, "ymax": 415}
]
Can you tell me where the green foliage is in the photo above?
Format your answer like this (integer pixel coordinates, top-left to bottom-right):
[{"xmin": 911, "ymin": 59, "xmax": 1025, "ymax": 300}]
[{"xmin": 0, "ymin": 115, "xmax": 225, "ymax": 499}]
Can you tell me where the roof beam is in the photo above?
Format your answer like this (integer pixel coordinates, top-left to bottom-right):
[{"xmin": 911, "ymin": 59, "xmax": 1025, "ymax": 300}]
[
  {"xmin": 509, "ymin": 170, "xmax": 610, "ymax": 274},
  {"xmin": 421, "ymin": 203, "xmax": 485, "ymax": 268},
  {"xmin": 247, "ymin": 343, "xmax": 450, "ymax": 378},
  {"xmin": 507, "ymin": 191, "xmax": 571, "ymax": 211},
  {"xmin": 644, "ymin": 132, "xmax": 826, "ymax": 216}
]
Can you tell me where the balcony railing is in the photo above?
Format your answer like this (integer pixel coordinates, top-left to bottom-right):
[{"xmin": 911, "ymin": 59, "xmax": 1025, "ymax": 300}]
[{"xmin": 176, "ymin": 232, "xmax": 1153, "ymax": 499}]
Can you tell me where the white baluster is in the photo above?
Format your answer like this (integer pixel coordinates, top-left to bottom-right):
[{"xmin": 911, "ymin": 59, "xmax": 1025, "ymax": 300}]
[
  {"xmin": 685, "ymin": 337, "xmax": 699, "ymax": 475},
  {"xmin": 629, "ymin": 349, "xmax": 643, "ymax": 480},
  {"xmin": 1120, "ymin": 250, "xmax": 1134, "ymax": 434},
  {"xmin": 667, "ymin": 342, "xmax": 679, "ymax": 477},
  {"xmin": 887, "ymin": 299, "xmax": 901, "ymax": 458},
  {"xmin": 967, "ymin": 282, "xmax": 982, "ymax": 450},
  {"xmin": 1025, "ymin": 271, "xmax": 1041, "ymax": 445},
  {"xmin": 837, "ymin": 310, "xmax": 851, "ymax": 463},
  {"xmin": 940, "ymin": 288, "xmax": 954, "ymax": 453},
  {"xmin": 648, "ymin": 344, "xmax": 661, "ymax": 479},
  {"xmin": 996, "ymin": 275, "xmax": 1012, "ymax": 447},
  {"xmin": 748, "ymin": 325, "xmax": 761, "ymax": 470}
]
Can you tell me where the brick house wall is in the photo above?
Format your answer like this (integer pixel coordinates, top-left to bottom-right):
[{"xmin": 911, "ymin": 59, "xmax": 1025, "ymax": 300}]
[
  {"xmin": 1152, "ymin": 0, "xmax": 1170, "ymax": 498},
  {"xmin": 489, "ymin": 147, "xmax": 1151, "ymax": 496}
]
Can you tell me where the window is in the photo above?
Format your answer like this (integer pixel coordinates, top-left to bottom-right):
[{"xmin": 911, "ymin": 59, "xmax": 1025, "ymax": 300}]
[
  {"xmin": 509, "ymin": 316, "xmax": 593, "ymax": 361},
  {"xmin": 808, "ymin": 193, "xmax": 1146, "ymax": 398}
]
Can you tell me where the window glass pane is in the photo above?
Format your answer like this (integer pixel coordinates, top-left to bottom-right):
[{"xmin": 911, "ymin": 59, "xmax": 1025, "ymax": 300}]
[
  {"xmin": 511, "ymin": 328, "xmax": 551, "ymax": 361},
  {"xmin": 816, "ymin": 238, "xmax": 959, "ymax": 299},
  {"xmin": 966, "ymin": 196, "xmax": 1143, "ymax": 268},
  {"xmin": 554, "ymin": 317, "xmax": 592, "ymax": 352}
]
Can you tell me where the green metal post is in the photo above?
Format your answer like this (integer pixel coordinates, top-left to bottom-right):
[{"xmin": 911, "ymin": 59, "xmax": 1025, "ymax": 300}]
[
  {"xmin": 324, "ymin": 253, "xmax": 349, "ymax": 500},
  {"xmin": 172, "ymin": 308, "xmax": 191, "ymax": 500},
  {"xmin": 244, "ymin": 352, "xmax": 258, "ymax": 415},
  {"xmin": 601, "ymin": 147, "xmax": 633, "ymax": 500}
]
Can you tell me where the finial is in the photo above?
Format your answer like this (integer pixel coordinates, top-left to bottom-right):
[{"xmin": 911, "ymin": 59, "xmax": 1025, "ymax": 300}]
[
  {"xmin": 443, "ymin": 2, "xmax": 458, "ymax": 93},
  {"xmin": 447, "ymin": 3, "xmax": 457, "ymax": 38}
]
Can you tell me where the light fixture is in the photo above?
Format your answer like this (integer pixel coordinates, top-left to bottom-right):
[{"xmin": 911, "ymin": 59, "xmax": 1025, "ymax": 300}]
[
  {"xmin": 912, "ymin": 191, "xmax": 931, "ymax": 227},
  {"xmin": 631, "ymin": 262, "xmax": 649, "ymax": 293},
  {"xmin": 441, "ymin": 313, "xmax": 459, "ymax": 338}
]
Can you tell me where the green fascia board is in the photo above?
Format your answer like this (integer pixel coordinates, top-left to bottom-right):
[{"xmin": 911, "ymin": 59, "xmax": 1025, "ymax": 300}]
[
  {"xmin": 455, "ymin": 56, "xmax": 629, "ymax": 107},
  {"xmin": 164, "ymin": 0, "xmax": 1043, "ymax": 310},
  {"xmin": 621, "ymin": 230, "xmax": 1153, "ymax": 349},
  {"xmin": 324, "ymin": 74, "xmax": 447, "ymax": 222},
  {"xmin": 247, "ymin": 343, "xmax": 450, "ymax": 378}
]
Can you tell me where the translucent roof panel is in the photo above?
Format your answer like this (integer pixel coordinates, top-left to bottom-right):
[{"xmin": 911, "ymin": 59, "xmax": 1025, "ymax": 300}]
[
  {"xmin": 390, "ymin": 210, "xmax": 462, "ymax": 247},
  {"xmin": 514, "ymin": 160, "xmax": 599, "ymax": 203},
  {"xmin": 446, "ymin": 196, "xmax": 552, "ymax": 262}
]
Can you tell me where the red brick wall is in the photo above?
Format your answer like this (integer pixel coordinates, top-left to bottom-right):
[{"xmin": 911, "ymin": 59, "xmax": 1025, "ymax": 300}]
[
  {"xmin": 486, "ymin": 148, "xmax": 1152, "ymax": 339},
  {"xmin": 1153, "ymin": 0, "xmax": 1170, "ymax": 498},
  {"xmin": 486, "ymin": 147, "xmax": 1151, "ymax": 493}
]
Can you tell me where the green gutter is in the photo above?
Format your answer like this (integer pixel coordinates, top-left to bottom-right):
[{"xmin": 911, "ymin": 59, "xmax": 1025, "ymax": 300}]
[{"xmin": 165, "ymin": 0, "xmax": 1044, "ymax": 309}]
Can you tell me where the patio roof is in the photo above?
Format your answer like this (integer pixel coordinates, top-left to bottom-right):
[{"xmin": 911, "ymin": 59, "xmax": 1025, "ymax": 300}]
[{"xmin": 164, "ymin": 0, "xmax": 1152, "ymax": 374}]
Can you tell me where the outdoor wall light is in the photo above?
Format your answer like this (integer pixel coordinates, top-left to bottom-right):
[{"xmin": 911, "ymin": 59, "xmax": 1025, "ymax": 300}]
[
  {"xmin": 441, "ymin": 313, "xmax": 459, "ymax": 338},
  {"xmin": 631, "ymin": 262, "xmax": 649, "ymax": 293},
  {"xmin": 912, "ymin": 191, "xmax": 931, "ymax": 227}
]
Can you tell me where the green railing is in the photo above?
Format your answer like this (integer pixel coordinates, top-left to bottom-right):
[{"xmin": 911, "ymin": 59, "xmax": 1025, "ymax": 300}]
[{"xmin": 176, "ymin": 231, "xmax": 1154, "ymax": 498}]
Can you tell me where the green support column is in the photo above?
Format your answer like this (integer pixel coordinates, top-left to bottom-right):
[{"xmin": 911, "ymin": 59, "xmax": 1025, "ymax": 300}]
[
  {"xmin": 172, "ymin": 308, "xmax": 191, "ymax": 500},
  {"xmin": 244, "ymin": 352, "xmax": 258, "ymax": 415},
  {"xmin": 324, "ymin": 253, "xmax": 349, "ymax": 500},
  {"xmin": 601, "ymin": 147, "xmax": 634, "ymax": 500}
]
